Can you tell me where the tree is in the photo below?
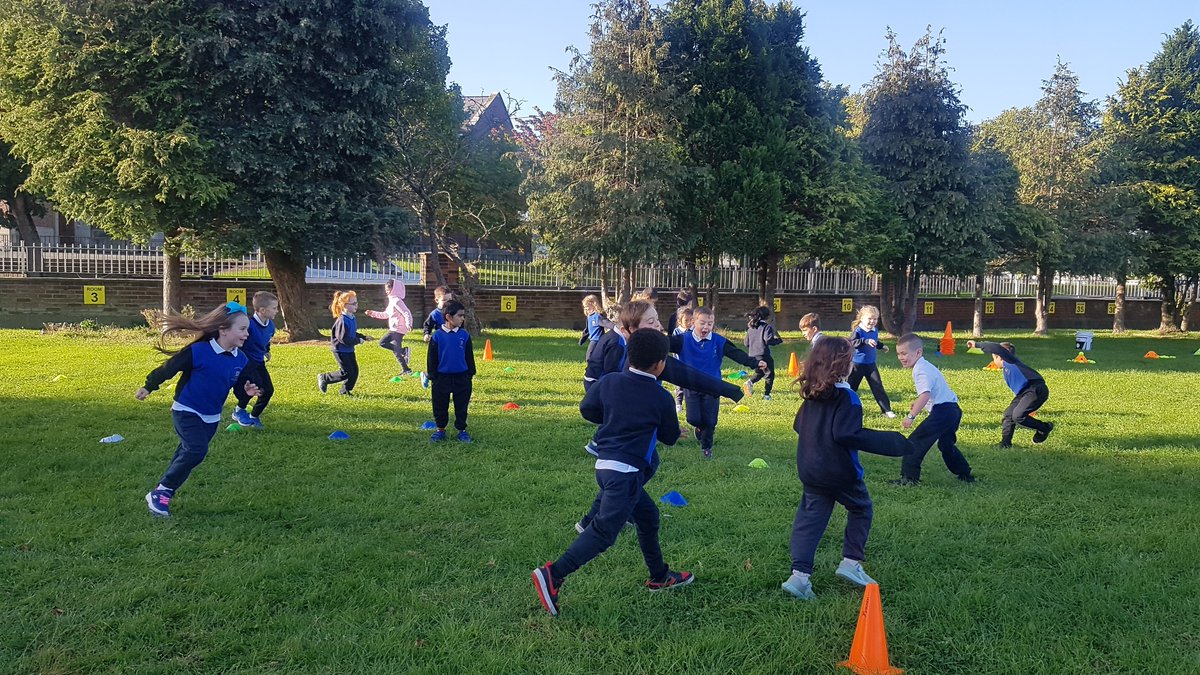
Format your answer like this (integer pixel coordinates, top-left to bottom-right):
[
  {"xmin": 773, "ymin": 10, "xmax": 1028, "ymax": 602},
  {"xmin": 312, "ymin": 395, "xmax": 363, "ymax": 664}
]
[
  {"xmin": 975, "ymin": 63, "xmax": 1101, "ymax": 335},
  {"xmin": 522, "ymin": 0, "xmax": 685, "ymax": 304},
  {"xmin": 858, "ymin": 28, "xmax": 975, "ymax": 335},
  {"xmin": 181, "ymin": 0, "xmax": 439, "ymax": 340},
  {"xmin": 388, "ymin": 87, "xmax": 526, "ymax": 333},
  {"xmin": 0, "ymin": 0, "xmax": 232, "ymax": 312},
  {"xmin": 1104, "ymin": 22, "xmax": 1200, "ymax": 332},
  {"xmin": 0, "ymin": 139, "xmax": 41, "ymax": 244},
  {"xmin": 662, "ymin": 0, "xmax": 876, "ymax": 312}
]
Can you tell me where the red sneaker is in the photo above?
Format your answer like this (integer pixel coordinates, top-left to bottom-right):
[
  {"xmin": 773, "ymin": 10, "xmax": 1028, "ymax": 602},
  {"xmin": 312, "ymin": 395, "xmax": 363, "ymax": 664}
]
[
  {"xmin": 532, "ymin": 562, "xmax": 559, "ymax": 616},
  {"xmin": 646, "ymin": 569, "xmax": 694, "ymax": 592}
]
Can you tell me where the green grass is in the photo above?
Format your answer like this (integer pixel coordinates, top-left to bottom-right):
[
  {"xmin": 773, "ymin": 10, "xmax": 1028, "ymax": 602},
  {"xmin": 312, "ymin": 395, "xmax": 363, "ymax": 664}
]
[{"xmin": 3, "ymin": 328, "xmax": 1200, "ymax": 674}]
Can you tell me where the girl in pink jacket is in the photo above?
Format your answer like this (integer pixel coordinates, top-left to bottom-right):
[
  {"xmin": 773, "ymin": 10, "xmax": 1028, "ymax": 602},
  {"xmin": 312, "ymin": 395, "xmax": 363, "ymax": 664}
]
[{"xmin": 365, "ymin": 279, "xmax": 415, "ymax": 376}]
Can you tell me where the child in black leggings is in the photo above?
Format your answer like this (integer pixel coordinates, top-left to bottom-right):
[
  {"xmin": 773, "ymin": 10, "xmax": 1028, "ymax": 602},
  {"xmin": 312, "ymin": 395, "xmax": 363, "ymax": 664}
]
[{"xmin": 848, "ymin": 305, "xmax": 895, "ymax": 418}]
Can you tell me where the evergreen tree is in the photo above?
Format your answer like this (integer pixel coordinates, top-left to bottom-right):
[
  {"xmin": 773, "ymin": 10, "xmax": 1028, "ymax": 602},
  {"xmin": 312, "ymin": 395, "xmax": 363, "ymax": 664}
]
[{"xmin": 1104, "ymin": 22, "xmax": 1200, "ymax": 331}]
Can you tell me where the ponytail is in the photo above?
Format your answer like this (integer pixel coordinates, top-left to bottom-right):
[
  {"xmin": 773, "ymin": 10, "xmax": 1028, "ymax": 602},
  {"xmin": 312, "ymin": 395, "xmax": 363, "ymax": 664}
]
[{"xmin": 330, "ymin": 291, "xmax": 356, "ymax": 317}]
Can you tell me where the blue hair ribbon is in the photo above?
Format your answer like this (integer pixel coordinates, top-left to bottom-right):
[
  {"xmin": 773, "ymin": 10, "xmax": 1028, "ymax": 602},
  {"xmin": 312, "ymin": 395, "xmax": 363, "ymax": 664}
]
[{"xmin": 225, "ymin": 301, "xmax": 248, "ymax": 315}]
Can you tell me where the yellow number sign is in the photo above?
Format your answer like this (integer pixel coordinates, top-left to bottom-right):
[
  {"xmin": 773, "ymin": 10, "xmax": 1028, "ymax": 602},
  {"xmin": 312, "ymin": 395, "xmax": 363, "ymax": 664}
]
[
  {"xmin": 1107, "ymin": 302, "xmax": 1116, "ymax": 315},
  {"xmin": 1075, "ymin": 302, "xmax": 1086, "ymax": 315},
  {"xmin": 841, "ymin": 298, "xmax": 853, "ymax": 313},
  {"xmin": 773, "ymin": 297, "xmax": 781, "ymax": 313},
  {"xmin": 83, "ymin": 285, "xmax": 106, "ymax": 305},
  {"xmin": 1048, "ymin": 301, "xmax": 1056, "ymax": 314},
  {"xmin": 226, "ymin": 288, "xmax": 246, "ymax": 305},
  {"xmin": 500, "ymin": 295, "xmax": 517, "ymax": 312},
  {"xmin": 923, "ymin": 301, "xmax": 934, "ymax": 315},
  {"xmin": 984, "ymin": 301, "xmax": 995, "ymax": 315},
  {"xmin": 1014, "ymin": 301, "xmax": 1025, "ymax": 315},
  {"xmin": 697, "ymin": 296, "xmax": 704, "ymax": 307}
]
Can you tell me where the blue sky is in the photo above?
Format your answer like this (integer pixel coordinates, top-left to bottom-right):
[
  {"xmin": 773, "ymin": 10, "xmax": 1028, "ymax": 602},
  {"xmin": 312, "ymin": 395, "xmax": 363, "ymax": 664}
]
[{"xmin": 427, "ymin": 0, "xmax": 1195, "ymax": 123}]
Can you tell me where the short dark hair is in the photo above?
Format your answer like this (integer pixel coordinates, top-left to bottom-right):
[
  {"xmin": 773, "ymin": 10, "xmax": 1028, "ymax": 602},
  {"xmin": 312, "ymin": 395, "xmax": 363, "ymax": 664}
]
[
  {"xmin": 443, "ymin": 300, "xmax": 465, "ymax": 316},
  {"xmin": 626, "ymin": 328, "xmax": 668, "ymax": 370}
]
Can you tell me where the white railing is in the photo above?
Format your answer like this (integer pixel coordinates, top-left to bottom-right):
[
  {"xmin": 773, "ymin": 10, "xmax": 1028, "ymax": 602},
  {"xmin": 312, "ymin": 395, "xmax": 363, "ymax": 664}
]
[
  {"xmin": 0, "ymin": 243, "xmax": 1160, "ymax": 299},
  {"xmin": 0, "ymin": 243, "xmax": 422, "ymax": 283}
]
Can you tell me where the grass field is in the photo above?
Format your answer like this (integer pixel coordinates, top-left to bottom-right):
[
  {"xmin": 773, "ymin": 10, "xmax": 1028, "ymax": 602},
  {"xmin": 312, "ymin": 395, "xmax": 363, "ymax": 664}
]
[{"xmin": 3, "ymin": 326, "xmax": 1200, "ymax": 674}]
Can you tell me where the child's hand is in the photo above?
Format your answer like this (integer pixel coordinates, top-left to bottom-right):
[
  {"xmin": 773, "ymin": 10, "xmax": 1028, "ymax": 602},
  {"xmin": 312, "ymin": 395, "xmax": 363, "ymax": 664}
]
[
  {"xmin": 966, "ymin": 340, "xmax": 976, "ymax": 349},
  {"xmin": 135, "ymin": 387, "xmax": 150, "ymax": 401},
  {"xmin": 265, "ymin": 353, "xmax": 272, "ymax": 363},
  {"xmin": 244, "ymin": 381, "xmax": 263, "ymax": 398},
  {"xmin": 423, "ymin": 334, "xmax": 431, "ymax": 343},
  {"xmin": 901, "ymin": 416, "xmax": 913, "ymax": 430},
  {"xmin": 879, "ymin": 344, "xmax": 889, "ymax": 353},
  {"xmin": 867, "ymin": 339, "xmax": 878, "ymax": 348},
  {"xmin": 757, "ymin": 360, "xmax": 768, "ymax": 371}
]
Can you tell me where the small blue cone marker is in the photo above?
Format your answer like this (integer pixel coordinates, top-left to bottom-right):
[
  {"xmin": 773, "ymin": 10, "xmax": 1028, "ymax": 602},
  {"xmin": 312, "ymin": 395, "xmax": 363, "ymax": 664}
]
[
  {"xmin": 660, "ymin": 490, "xmax": 688, "ymax": 507},
  {"xmin": 420, "ymin": 421, "xmax": 437, "ymax": 430},
  {"xmin": 328, "ymin": 430, "xmax": 350, "ymax": 441}
]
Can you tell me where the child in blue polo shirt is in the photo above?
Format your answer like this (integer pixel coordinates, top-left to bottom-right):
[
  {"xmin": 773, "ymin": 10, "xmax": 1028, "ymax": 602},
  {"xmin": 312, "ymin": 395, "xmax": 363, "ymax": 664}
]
[
  {"xmin": 427, "ymin": 300, "xmax": 476, "ymax": 442},
  {"xmin": 231, "ymin": 291, "xmax": 278, "ymax": 428},
  {"xmin": 532, "ymin": 329, "xmax": 693, "ymax": 617},
  {"xmin": 137, "ymin": 302, "xmax": 262, "ymax": 518},
  {"xmin": 671, "ymin": 306, "xmax": 766, "ymax": 458},
  {"xmin": 968, "ymin": 340, "xmax": 1055, "ymax": 447},
  {"xmin": 893, "ymin": 334, "xmax": 975, "ymax": 485},
  {"xmin": 317, "ymin": 291, "xmax": 372, "ymax": 396}
]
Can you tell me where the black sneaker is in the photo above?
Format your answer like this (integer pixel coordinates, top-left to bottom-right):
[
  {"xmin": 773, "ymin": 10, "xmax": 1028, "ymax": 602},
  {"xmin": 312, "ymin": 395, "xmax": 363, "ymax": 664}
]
[
  {"xmin": 646, "ymin": 569, "xmax": 694, "ymax": 592},
  {"xmin": 532, "ymin": 562, "xmax": 559, "ymax": 616},
  {"xmin": 888, "ymin": 477, "xmax": 920, "ymax": 487},
  {"xmin": 957, "ymin": 473, "xmax": 977, "ymax": 484},
  {"xmin": 996, "ymin": 441, "xmax": 1013, "ymax": 449},
  {"xmin": 1032, "ymin": 422, "xmax": 1054, "ymax": 444}
]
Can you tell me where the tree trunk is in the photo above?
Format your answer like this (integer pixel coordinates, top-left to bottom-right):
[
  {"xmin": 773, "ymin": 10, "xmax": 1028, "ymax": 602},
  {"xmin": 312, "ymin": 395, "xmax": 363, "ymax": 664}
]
[
  {"xmin": 1181, "ymin": 277, "xmax": 1196, "ymax": 333},
  {"xmin": 1112, "ymin": 271, "xmax": 1127, "ymax": 334},
  {"xmin": 684, "ymin": 259, "xmax": 698, "ymax": 303},
  {"xmin": 263, "ymin": 248, "xmax": 320, "ymax": 341},
  {"xmin": 878, "ymin": 262, "xmax": 906, "ymax": 337},
  {"xmin": 972, "ymin": 273, "xmax": 984, "ymax": 338},
  {"xmin": 10, "ymin": 193, "xmax": 41, "ymax": 244},
  {"xmin": 705, "ymin": 253, "xmax": 720, "ymax": 318},
  {"xmin": 445, "ymin": 248, "xmax": 483, "ymax": 337},
  {"xmin": 757, "ymin": 252, "xmax": 779, "ymax": 312},
  {"xmin": 598, "ymin": 255, "xmax": 608, "ymax": 302},
  {"xmin": 162, "ymin": 231, "xmax": 182, "ymax": 315},
  {"xmin": 617, "ymin": 265, "xmax": 632, "ymax": 304},
  {"xmin": 1034, "ymin": 265, "xmax": 1053, "ymax": 336},
  {"xmin": 1158, "ymin": 275, "xmax": 1178, "ymax": 333}
]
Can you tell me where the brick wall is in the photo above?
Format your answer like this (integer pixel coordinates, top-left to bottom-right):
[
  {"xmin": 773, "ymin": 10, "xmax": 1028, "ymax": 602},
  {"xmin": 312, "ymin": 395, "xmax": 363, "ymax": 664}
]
[{"xmin": 0, "ymin": 276, "xmax": 1181, "ymax": 333}]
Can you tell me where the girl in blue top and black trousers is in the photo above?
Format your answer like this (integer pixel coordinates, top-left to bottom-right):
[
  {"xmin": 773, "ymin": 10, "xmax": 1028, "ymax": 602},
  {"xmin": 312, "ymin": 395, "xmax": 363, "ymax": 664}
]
[
  {"xmin": 137, "ymin": 302, "xmax": 262, "ymax": 518},
  {"xmin": 318, "ymin": 291, "xmax": 371, "ymax": 396},
  {"xmin": 848, "ymin": 306, "xmax": 895, "ymax": 418}
]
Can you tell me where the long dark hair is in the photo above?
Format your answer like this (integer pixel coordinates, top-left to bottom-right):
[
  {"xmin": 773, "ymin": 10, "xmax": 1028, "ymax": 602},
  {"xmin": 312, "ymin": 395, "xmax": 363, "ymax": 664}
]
[
  {"xmin": 795, "ymin": 337, "xmax": 853, "ymax": 400},
  {"xmin": 154, "ymin": 303, "xmax": 248, "ymax": 354}
]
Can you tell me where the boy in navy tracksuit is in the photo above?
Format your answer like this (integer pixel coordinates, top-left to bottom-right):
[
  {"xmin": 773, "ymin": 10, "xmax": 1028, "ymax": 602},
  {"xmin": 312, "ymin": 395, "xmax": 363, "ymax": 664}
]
[
  {"xmin": 671, "ymin": 306, "xmax": 766, "ymax": 458},
  {"xmin": 232, "ymin": 291, "xmax": 278, "ymax": 427},
  {"xmin": 138, "ymin": 302, "xmax": 262, "ymax": 518},
  {"xmin": 427, "ymin": 300, "xmax": 476, "ymax": 443},
  {"xmin": 533, "ymin": 329, "xmax": 693, "ymax": 617},
  {"xmin": 893, "ymin": 334, "xmax": 976, "ymax": 485},
  {"xmin": 783, "ymin": 337, "xmax": 913, "ymax": 599},
  {"xmin": 968, "ymin": 340, "xmax": 1054, "ymax": 446},
  {"xmin": 744, "ymin": 305, "xmax": 783, "ymax": 400}
]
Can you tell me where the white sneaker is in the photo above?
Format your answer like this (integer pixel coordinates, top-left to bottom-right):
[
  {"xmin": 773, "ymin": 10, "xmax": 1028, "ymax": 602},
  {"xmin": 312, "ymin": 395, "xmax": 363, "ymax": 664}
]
[
  {"xmin": 883, "ymin": 411, "xmax": 897, "ymax": 419},
  {"xmin": 782, "ymin": 571, "xmax": 815, "ymax": 600},
  {"xmin": 743, "ymin": 381, "xmax": 753, "ymax": 398},
  {"xmin": 835, "ymin": 559, "xmax": 877, "ymax": 587}
]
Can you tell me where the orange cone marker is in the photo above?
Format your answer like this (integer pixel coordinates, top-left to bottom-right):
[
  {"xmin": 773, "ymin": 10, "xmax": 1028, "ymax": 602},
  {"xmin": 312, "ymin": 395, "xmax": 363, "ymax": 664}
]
[
  {"xmin": 840, "ymin": 583, "xmax": 904, "ymax": 675},
  {"xmin": 983, "ymin": 361, "xmax": 1001, "ymax": 371},
  {"xmin": 787, "ymin": 352, "xmax": 799, "ymax": 377},
  {"xmin": 484, "ymin": 339, "xmax": 494, "ymax": 361},
  {"xmin": 1143, "ymin": 350, "xmax": 1159, "ymax": 359},
  {"xmin": 939, "ymin": 321, "xmax": 955, "ymax": 356}
]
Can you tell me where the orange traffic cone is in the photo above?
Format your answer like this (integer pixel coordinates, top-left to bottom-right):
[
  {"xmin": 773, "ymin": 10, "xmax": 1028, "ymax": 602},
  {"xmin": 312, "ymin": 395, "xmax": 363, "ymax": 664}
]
[
  {"xmin": 939, "ymin": 321, "xmax": 955, "ymax": 356},
  {"xmin": 983, "ymin": 361, "xmax": 1001, "ymax": 371},
  {"xmin": 484, "ymin": 339, "xmax": 494, "ymax": 361},
  {"xmin": 787, "ymin": 352, "xmax": 799, "ymax": 377},
  {"xmin": 840, "ymin": 583, "xmax": 904, "ymax": 675},
  {"xmin": 1073, "ymin": 352, "xmax": 1089, "ymax": 363},
  {"xmin": 1143, "ymin": 350, "xmax": 1159, "ymax": 359}
]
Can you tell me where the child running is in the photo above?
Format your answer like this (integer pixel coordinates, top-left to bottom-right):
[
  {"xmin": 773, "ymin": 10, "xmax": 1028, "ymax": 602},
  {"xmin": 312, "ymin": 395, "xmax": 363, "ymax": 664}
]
[
  {"xmin": 364, "ymin": 278, "xmax": 414, "ymax": 377},
  {"xmin": 799, "ymin": 312, "xmax": 824, "ymax": 346},
  {"xmin": 427, "ymin": 300, "xmax": 476, "ymax": 442},
  {"xmin": 892, "ymin": 334, "xmax": 976, "ymax": 485},
  {"xmin": 533, "ymin": 329, "xmax": 692, "ymax": 617},
  {"xmin": 744, "ymin": 305, "xmax": 784, "ymax": 400},
  {"xmin": 577, "ymin": 294, "xmax": 611, "ymax": 361},
  {"xmin": 317, "ymin": 291, "xmax": 372, "ymax": 396},
  {"xmin": 231, "ymin": 291, "xmax": 278, "ymax": 428},
  {"xmin": 783, "ymin": 337, "xmax": 912, "ymax": 599},
  {"xmin": 138, "ymin": 302, "xmax": 262, "ymax": 518},
  {"xmin": 967, "ymin": 340, "xmax": 1055, "ymax": 447},
  {"xmin": 671, "ymin": 306, "xmax": 694, "ymax": 413},
  {"xmin": 848, "ymin": 305, "xmax": 895, "ymax": 418},
  {"xmin": 671, "ymin": 306, "xmax": 766, "ymax": 459}
]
